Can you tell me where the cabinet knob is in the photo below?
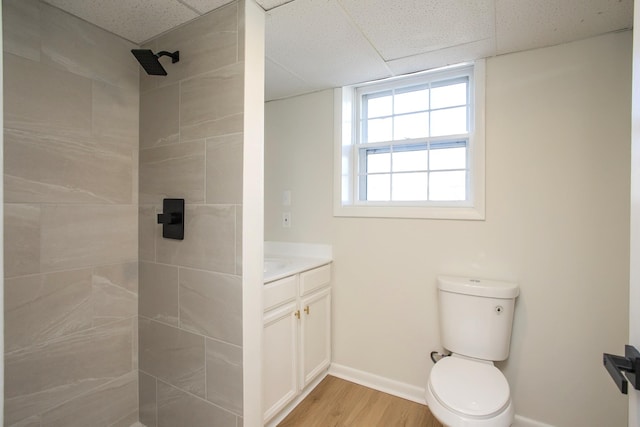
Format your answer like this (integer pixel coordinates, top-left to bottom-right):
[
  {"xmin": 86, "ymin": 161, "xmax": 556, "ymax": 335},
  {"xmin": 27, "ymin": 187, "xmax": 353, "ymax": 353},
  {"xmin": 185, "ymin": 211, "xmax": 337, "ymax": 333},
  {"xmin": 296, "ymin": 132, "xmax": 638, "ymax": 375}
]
[
  {"xmin": 294, "ymin": 310, "xmax": 300, "ymax": 319},
  {"xmin": 304, "ymin": 306, "xmax": 310, "ymax": 315}
]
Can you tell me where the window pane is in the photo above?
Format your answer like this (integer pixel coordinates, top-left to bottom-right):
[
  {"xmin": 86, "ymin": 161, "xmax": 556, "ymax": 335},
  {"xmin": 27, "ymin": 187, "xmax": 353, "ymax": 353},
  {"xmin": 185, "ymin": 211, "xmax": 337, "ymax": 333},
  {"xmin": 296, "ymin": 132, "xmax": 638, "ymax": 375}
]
[
  {"xmin": 430, "ymin": 107, "xmax": 467, "ymax": 137},
  {"xmin": 431, "ymin": 82, "xmax": 467, "ymax": 109},
  {"xmin": 392, "ymin": 172, "xmax": 428, "ymax": 201},
  {"xmin": 367, "ymin": 151, "xmax": 391, "ymax": 173},
  {"xmin": 392, "ymin": 149, "xmax": 427, "ymax": 172},
  {"xmin": 366, "ymin": 117, "xmax": 392, "ymax": 143},
  {"xmin": 365, "ymin": 92, "xmax": 392, "ymax": 118},
  {"xmin": 394, "ymin": 112, "xmax": 428, "ymax": 140},
  {"xmin": 366, "ymin": 174, "xmax": 390, "ymax": 201},
  {"xmin": 429, "ymin": 146, "xmax": 466, "ymax": 170},
  {"xmin": 395, "ymin": 88, "xmax": 429, "ymax": 115},
  {"xmin": 429, "ymin": 171, "xmax": 466, "ymax": 201}
]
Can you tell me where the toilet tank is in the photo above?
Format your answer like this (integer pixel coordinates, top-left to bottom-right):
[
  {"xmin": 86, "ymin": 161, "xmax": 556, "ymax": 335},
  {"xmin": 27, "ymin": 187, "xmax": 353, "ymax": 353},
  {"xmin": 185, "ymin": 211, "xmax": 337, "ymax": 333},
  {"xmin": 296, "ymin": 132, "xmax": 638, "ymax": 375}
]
[{"xmin": 438, "ymin": 276, "xmax": 519, "ymax": 361}]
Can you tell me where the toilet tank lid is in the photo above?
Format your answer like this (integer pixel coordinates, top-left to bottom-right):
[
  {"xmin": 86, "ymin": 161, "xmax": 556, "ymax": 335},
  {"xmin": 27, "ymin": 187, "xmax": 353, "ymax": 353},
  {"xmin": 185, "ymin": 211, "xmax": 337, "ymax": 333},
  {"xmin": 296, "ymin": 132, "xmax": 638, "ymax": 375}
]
[{"xmin": 438, "ymin": 276, "xmax": 519, "ymax": 299}]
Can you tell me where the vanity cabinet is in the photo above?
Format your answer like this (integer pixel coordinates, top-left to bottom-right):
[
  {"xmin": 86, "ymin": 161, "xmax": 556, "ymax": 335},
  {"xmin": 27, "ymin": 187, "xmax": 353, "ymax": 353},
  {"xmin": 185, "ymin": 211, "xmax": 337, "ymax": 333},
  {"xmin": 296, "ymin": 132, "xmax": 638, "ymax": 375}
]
[{"xmin": 263, "ymin": 264, "xmax": 331, "ymax": 423}]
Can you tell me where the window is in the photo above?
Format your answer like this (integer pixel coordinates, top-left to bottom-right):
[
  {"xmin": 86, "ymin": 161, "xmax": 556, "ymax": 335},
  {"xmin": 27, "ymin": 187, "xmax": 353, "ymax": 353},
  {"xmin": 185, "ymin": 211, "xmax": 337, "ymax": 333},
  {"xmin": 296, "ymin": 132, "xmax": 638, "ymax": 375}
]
[{"xmin": 334, "ymin": 61, "xmax": 485, "ymax": 220}]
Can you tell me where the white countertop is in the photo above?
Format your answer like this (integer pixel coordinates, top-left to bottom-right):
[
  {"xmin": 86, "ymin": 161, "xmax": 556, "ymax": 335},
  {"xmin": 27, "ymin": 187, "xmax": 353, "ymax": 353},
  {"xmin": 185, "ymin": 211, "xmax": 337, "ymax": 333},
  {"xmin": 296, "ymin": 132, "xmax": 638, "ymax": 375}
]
[
  {"xmin": 264, "ymin": 256, "xmax": 332, "ymax": 283},
  {"xmin": 264, "ymin": 241, "xmax": 333, "ymax": 283}
]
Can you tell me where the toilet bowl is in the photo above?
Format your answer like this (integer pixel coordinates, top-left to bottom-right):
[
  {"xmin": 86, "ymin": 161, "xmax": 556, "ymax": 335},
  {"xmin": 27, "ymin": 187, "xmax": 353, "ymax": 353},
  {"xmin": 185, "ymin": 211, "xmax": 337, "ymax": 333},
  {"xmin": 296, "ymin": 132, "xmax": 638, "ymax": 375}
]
[
  {"xmin": 427, "ymin": 276, "xmax": 519, "ymax": 427},
  {"xmin": 425, "ymin": 355, "xmax": 513, "ymax": 427}
]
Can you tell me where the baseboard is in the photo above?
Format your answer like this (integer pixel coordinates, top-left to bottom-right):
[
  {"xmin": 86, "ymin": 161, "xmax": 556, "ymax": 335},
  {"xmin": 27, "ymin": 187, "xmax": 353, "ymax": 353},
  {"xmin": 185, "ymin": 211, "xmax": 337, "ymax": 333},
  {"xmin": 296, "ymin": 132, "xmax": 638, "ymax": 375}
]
[
  {"xmin": 328, "ymin": 363, "xmax": 427, "ymax": 404},
  {"xmin": 513, "ymin": 415, "xmax": 555, "ymax": 427},
  {"xmin": 329, "ymin": 363, "xmax": 555, "ymax": 427}
]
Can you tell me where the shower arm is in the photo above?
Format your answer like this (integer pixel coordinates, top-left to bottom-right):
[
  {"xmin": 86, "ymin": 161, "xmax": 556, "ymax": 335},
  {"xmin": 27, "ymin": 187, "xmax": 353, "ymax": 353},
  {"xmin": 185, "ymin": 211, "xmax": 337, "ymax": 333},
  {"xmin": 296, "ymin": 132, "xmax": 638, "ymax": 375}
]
[{"xmin": 156, "ymin": 51, "xmax": 180, "ymax": 63}]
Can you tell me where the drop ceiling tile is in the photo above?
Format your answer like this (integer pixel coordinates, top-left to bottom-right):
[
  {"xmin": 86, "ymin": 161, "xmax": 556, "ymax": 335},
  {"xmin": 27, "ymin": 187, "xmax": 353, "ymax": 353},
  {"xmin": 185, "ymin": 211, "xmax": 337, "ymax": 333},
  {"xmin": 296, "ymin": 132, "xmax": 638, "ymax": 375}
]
[
  {"xmin": 265, "ymin": 57, "xmax": 315, "ymax": 101},
  {"xmin": 265, "ymin": 0, "xmax": 391, "ymax": 90},
  {"xmin": 256, "ymin": 0, "xmax": 293, "ymax": 11},
  {"xmin": 386, "ymin": 38, "xmax": 496, "ymax": 76},
  {"xmin": 338, "ymin": 0, "xmax": 495, "ymax": 62},
  {"xmin": 495, "ymin": 0, "xmax": 633, "ymax": 54},
  {"xmin": 41, "ymin": 0, "xmax": 200, "ymax": 44},
  {"xmin": 180, "ymin": 0, "xmax": 234, "ymax": 14}
]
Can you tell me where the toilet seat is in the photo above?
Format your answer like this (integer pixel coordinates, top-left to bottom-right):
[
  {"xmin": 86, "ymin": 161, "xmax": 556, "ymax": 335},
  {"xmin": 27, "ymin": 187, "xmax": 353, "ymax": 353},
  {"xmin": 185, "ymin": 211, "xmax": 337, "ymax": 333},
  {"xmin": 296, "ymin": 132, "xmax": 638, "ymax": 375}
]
[{"xmin": 429, "ymin": 356, "xmax": 510, "ymax": 418}]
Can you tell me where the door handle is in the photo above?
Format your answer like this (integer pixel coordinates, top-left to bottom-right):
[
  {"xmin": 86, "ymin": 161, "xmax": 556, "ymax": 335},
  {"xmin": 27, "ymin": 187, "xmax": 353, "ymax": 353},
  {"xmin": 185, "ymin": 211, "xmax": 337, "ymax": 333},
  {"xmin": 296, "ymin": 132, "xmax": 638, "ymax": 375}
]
[{"xmin": 603, "ymin": 345, "xmax": 640, "ymax": 394}]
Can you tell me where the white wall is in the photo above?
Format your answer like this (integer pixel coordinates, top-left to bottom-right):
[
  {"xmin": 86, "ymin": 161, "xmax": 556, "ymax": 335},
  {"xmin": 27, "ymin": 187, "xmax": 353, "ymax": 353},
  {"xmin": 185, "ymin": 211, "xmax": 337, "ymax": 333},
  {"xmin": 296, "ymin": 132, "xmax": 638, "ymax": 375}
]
[
  {"xmin": 242, "ymin": 1, "xmax": 265, "ymax": 426},
  {"xmin": 629, "ymin": 1, "xmax": 640, "ymax": 424},
  {"xmin": 265, "ymin": 32, "xmax": 632, "ymax": 427},
  {"xmin": 265, "ymin": 89, "xmax": 334, "ymax": 243},
  {"xmin": 0, "ymin": 2, "xmax": 5, "ymax": 421}
]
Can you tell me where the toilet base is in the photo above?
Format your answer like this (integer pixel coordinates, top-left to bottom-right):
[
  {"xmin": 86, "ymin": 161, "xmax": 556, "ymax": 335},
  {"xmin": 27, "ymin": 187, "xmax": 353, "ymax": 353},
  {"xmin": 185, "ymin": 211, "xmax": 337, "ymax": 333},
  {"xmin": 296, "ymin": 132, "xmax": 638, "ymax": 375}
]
[{"xmin": 425, "ymin": 380, "xmax": 514, "ymax": 427}]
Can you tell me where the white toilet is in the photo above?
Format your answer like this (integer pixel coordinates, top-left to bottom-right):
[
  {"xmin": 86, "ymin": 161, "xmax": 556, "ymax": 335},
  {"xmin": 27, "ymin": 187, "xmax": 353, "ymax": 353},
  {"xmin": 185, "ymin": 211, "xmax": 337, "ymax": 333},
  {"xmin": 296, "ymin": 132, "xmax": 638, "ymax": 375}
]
[{"xmin": 426, "ymin": 276, "xmax": 519, "ymax": 427}]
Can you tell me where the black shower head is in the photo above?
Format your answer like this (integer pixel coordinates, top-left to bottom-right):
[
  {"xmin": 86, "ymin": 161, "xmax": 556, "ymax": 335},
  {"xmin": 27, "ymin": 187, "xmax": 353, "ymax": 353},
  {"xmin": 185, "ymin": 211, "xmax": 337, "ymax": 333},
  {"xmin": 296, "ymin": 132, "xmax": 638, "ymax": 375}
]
[{"xmin": 131, "ymin": 49, "xmax": 180, "ymax": 76}]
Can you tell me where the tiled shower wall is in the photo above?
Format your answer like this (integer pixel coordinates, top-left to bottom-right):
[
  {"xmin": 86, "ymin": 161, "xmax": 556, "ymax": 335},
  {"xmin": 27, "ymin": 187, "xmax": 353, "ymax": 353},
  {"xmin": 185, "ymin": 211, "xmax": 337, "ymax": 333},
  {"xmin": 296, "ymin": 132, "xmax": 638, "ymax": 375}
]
[
  {"xmin": 137, "ymin": 2, "xmax": 245, "ymax": 427},
  {"xmin": 3, "ymin": 0, "xmax": 140, "ymax": 426}
]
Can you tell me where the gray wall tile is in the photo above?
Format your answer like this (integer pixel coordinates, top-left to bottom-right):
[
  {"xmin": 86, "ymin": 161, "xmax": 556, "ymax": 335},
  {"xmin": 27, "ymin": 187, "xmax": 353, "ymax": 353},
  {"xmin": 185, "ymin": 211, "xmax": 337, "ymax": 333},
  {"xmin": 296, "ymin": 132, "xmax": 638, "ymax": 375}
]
[
  {"xmin": 139, "ymin": 371, "xmax": 158, "ymax": 427},
  {"xmin": 236, "ymin": 206, "xmax": 243, "ymax": 275},
  {"xmin": 138, "ymin": 2, "xmax": 245, "ymax": 424},
  {"xmin": 139, "ymin": 205, "xmax": 158, "ymax": 262},
  {"xmin": 4, "ymin": 203, "xmax": 41, "ymax": 278},
  {"xmin": 93, "ymin": 262, "xmax": 139, "ymax": 294},
  {"xmin": 92, "ymin": 269, "xmax": 138, "ymax": 327},
  {"xmin": 206, "ymin": 133, "xmax": 243, "ymax": 205},
  {"xmin": 237, "ymin": 0, "xmax": 245, "ymax": 63},
  {"xmin": 132, "ymin": 317, "xmax": 139, "ymax": 371},
  {"xmin": 40, "ymin": 205, "xmax": 137, "ymax": 272},
  {"xmin": 40, "ymin": 3, "xmax": 138, "ymax": 90},
  {"xmin": 40, "ymin": 372, "xmax": 138, "ymax": 427},
  {"xmin": 5, "ymin": 319, "xmax": 133, "ymax": 425},
  {"xmin": 180, "ymin": 112, "xmax": 244, "ymax": 142},
  {"xmin": 180, "ymin": 268, "xmax": 242, "ymax": 345},
  {"xmin": 139, "ymin": 141, "xmax": 205, "ymax": 205},
  {"xmin": 156, "ymin": 205, "xmax": 236, "ymax": 273},
  {"xmin": 139, "ymin": 262, "xmax": 179, "ymax": 326},
  {"xmin": 140, "ymin": 83, "xmax": 179, "ymax": 149},
  {"xmin": 153, "ymin": 2, "xmax": 238, "ymax": 87},
  {"xmin": 3, "ymin": 2, "xmax": 139, "ymax": 424},
  {"xmin": 4, "ymin": 53, "xmax": 92, "ymax": 139},
  {"xmin": 156, "ymin": 381, "xmax": 236, "ymax": 427},
  {"xmin": 92, "ymin": 80, "xmax": 139, "ymax": 154},
  {"xmin": 139, "ymin": 318, "xmax": 206, "ymax": 397},
  {"xmin": 206, "ymin": 338, "xmax": 243, "ymax": 415},
  {"xmin": 109, "ymin": 410, "xmax": 139, "ymax": 427},
  {"xmin": 2, "ymin": 0, "xmax": 41, "ymax": 61},
  {"xmin": 7, "ymin": 415, "xmax": 41, "ymax": 427},
  {"xmin": 180, "ymin": 63, "xmax": 244, "ymax": 139},
  {"xmin": 4, "ymin": 128, "xmax": 134, "ymax": 204},
  {"xmin": 5, "ymin": 269, "xmax": 93, "ymax": 353}
]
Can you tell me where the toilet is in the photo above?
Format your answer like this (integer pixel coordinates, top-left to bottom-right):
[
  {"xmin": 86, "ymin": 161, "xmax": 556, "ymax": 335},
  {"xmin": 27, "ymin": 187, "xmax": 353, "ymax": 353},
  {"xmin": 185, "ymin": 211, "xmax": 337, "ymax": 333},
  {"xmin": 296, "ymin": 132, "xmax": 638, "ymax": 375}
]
[{"xmin": 426, "ymin": 276, "xmax": 519, "ymax": 427}]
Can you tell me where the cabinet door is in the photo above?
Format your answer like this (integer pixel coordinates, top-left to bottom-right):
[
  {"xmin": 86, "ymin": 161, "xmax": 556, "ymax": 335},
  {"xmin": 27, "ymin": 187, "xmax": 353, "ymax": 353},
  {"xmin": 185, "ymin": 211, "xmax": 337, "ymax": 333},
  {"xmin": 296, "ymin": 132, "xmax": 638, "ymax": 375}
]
[
  {"xmin": 263, "ymin": 301, "xmax": 298, "ymax": 422},
  {"xmin": 299, "ymin": 287, "xmax": 331, "ymax": 389}
]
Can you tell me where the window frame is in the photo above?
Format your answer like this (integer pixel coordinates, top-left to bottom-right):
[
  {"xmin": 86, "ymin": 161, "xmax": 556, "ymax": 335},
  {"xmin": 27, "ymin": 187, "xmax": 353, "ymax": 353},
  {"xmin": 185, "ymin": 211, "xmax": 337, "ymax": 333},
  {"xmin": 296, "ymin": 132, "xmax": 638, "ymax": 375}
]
[{"xmin": 333, "ymin": 60, "xmax": 485, "ymax": 220}]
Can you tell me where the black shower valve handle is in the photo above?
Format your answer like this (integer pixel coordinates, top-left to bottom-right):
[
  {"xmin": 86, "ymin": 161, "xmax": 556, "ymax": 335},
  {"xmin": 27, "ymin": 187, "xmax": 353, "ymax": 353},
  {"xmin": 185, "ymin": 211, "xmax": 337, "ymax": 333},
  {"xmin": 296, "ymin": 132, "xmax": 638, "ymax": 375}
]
[{"xmin": 157, "ymin": 212, "xmax": 182, "ymax": 225}]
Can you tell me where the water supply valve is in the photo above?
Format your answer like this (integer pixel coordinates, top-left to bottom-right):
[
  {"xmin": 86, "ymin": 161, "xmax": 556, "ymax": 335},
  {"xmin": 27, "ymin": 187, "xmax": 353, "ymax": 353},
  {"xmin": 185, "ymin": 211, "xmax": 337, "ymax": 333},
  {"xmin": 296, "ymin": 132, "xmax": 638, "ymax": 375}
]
[{"xmin": 603, "ymin": 345, "xmax": 640, "ymax": 394}]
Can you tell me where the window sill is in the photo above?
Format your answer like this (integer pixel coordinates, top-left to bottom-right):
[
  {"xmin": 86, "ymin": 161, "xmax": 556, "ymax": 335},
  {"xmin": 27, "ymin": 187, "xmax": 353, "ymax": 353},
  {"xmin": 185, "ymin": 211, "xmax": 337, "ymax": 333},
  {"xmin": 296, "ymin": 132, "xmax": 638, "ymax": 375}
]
[{"xmin": 333, "ymin": 204, "xmax": 485, "ymax": 220}]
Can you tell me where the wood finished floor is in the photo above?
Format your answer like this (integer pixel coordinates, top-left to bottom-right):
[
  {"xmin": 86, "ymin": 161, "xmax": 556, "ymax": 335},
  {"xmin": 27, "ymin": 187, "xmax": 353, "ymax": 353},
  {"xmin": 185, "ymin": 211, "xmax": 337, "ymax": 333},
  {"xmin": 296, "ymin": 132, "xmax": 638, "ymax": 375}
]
[{"xmin": 278, "ymin": 376, "xmax": 443, "ymax": 427}]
